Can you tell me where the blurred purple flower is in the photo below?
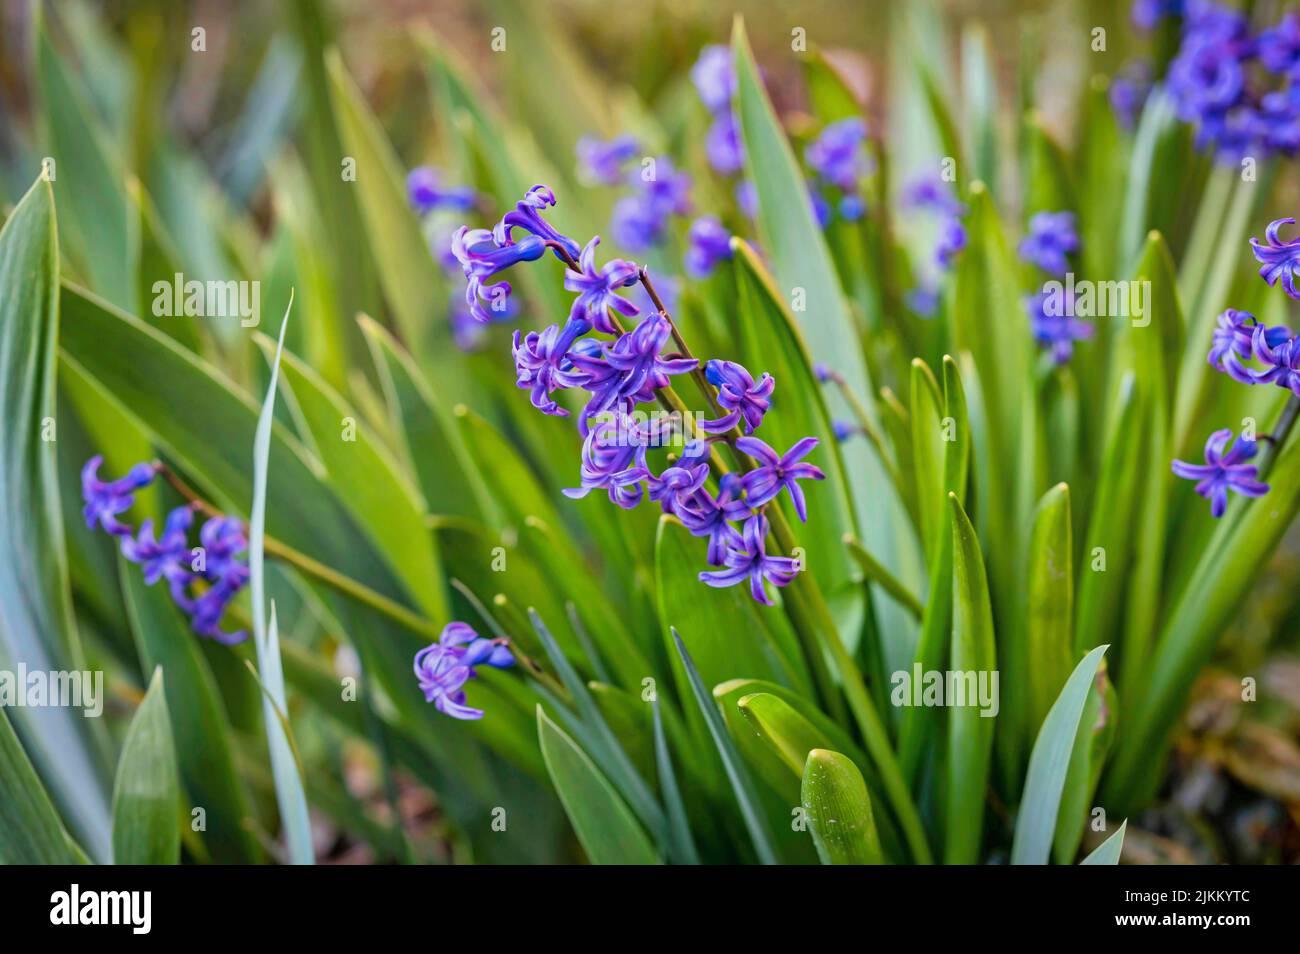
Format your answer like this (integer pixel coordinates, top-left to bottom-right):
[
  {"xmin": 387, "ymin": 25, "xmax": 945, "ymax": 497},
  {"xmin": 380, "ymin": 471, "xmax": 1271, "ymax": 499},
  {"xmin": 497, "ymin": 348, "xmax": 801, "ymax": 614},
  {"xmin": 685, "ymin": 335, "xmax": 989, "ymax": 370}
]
[
  {"xmin": 121, "ymin": 505, "xmax": 193, "ymax": 588},
  {"xmin": 685, "ymin": 217, "xmax": 733, "ymax": 277},
  {"xmin": 577, "ymin": 134, "xmax": 639, "ymax": 185},
  {"xmin": 81, "ymin": 456, "xmax": 155, "ymax": 536},
  {"xmin": 934, "ymin": 216, "xmax": 967, "ymax": 269},
  {"xmin": 692, "ymin": 45, "xmax": 736, "ymax": 113},
  {"xmin": 901, "ymin": 174, "xmax": 965, "ymax": 216},
  {"xmin": 805, "ymin": 118, "xmax": 869, "ymax": 192},
  {"xmin": 1026, "ymin": 290, "xmax": 1093, "ymax": 363},
  {"xmin": 407, "ymin": 167, "xmax": 476, "ymax": 215},
  {"xmin": 706, "ymin": 112, "xmax": 745, "ymax": 175},
  {"xmin": 1018, "ymin": 211, "xmax": 1079, "ymax": 276}
]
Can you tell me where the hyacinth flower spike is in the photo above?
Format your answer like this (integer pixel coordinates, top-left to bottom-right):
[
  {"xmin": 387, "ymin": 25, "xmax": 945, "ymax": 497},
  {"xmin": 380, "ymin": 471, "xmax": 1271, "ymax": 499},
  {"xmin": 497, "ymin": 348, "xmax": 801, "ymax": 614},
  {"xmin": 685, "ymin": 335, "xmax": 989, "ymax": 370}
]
[
  {"xmin": 698, "ymin": 358, "xmax": 774, "ymax": 434},
  {"xmin": 1250, "ymin": 323, "xmax": 1300, "ymax": 396},
  {"xmin": 1171, "ymin": 429, "xmax": 1269, "ymax": 518}
]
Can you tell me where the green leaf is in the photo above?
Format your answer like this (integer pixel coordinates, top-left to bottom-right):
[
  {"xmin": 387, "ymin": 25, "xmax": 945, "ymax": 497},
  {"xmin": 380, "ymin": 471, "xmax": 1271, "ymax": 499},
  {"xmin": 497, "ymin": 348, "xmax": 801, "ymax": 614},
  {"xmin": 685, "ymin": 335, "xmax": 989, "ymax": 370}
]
[
  {"xmin": 121, "ymin": 559, "xmax": 261, "ymax": 863},
  {"xmin": 0, "ymin": 178, "xmax": 111, "ymax": 860},
  {"xmin": 1011, "ymin": 644, "xmax": 1109, "ymax": 865},
  {"xmin": 1026, "ymin": 483, "xmax": 1074, "ymax": 736},
  {"xmin": 249, "ymin": 299, "xmax": 314, "ymax": 865},
  {"xmin": 267, "ymin": 340, "xmax": 446, "ymax": 621},
  {"xmin": 673, "ymin": 627, "xmax": 779, "ymax": 864},
  {"xmin": 0, "ymin": 705, "xmax": 86, "ymax": 864},
  {"xmin": 945, "ymin": 493, "xmax": 997, "ymax": 864},
  {"xmin": 738, "ymin": 692, "xmax": 842, "ymax": 780},
  {"xmin": 33, "ymin": 5, "xmax": 137, "ymax": 312},
  {"xmin": 653, "ymin": 699, "xmax": 699, "ymax": 865},
  {"xmin": 802, "ymin": 749, "xmax": 883, "ymax": 865},
  {"xmin": 1052, "ymin": 661, "xmax": 1116, "ymax": 864},
  {"xmin": 111, "ymin": 668, "xmax": 179, "ymax": 865},
  {"xmin": 910, "ymin": 358, "xmax": 946, "ymax": 564},
  {"xmin": 326, "ymin": 49, "xmax": 439, "ymax": 353},
  {"xmin": 359, "ymin": 315, "xmax": 489, "ymax": 522},
  {"xmin": 1079, "ymin": 820, "xmax": 1126, "ymax": 865},
  {"xmin": 536, "ymin": 706, "xmax": 661, "ymax": 865},
  {"xmin": 732, "ymin": 20, "xmax": 919, "ymax": 647}
]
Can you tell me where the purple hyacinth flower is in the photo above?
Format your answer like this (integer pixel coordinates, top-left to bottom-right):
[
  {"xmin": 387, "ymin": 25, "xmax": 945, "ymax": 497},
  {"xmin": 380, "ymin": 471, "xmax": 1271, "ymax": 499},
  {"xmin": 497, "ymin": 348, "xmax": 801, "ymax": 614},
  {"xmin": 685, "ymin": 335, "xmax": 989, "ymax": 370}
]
[
  {"xmin": 934, "ymin": 216, "xmax": 967, "ymax": 269},
  {"xmin": 684, "ymin": 217, "xmax": 734, "ymax": 278},
  {"xmin": 813, "ymin": 363, "xmax": 843, "ymax": 386},
  {"xmin": 513, "ymin": 316, "xmax": 592, "ymax": 417},
  {"xmin": 832, "ymin": 420, "xmax": 858, "ymax": 442},
  {"xmin": 1026, "ymin": 290, "xmax": 1094, "ymax": 364},
  {"xmin": 570, "ymin": 315, "xmax": 698, "ymax": 416},
  {"xmin": 677, "ymin": 473, "xmax": 749, "ymax": 566},
  {"xmin": 735, "ymin": 435, "xmax": 826, "ymax": 522},
  {"xmin": 493, "ymin": 185, "xmax": 582, "ymax": 262},
  {"xmin": 1018, "ymin": 211, "xmax": 1079, "ymax": 276},
  {"xmin": 1259, "ymin": 14, "xmax": 1300, "ymax": 74},
  {"xmin": 611, "ymin": 195, "xmax": 663, "ymax": 253},
  {"xmin": 577, "ymin": 134, "xmax": 639, "ymax": 185},
  {"xmin": 414, "ymin": 622, "xmax": 515, "ymax": 721},
  {"xmin": 1208, "ymin": 308, "xmax": 1291, "ymax": 384},
  {"xmin": 121, "ymin": 505, "xmax": 193, "ymax": 587},
  {"xmin": 699, "ymin": 359, "xmax": 774, "ymax": 435},
  {"xmin": 451, "ymin": 226, "xmax": 546, "ymax": 324},
  {"xmin": 1250, "ymin": 217, "xmax": 1300, "ymax": 299},
  {"xmin": 699, "ymin": 512, "xmax": 800, "ymax": 606},
  {"xmin": 648, "ymin": 441, "xmax": 711, "ymax": 515},
  {"xmin": 692, "ymin": 45, "xmax": 736, "ymax": 113},
  {"xmin": 82, "ymin": 456, "xmax": 155, "ymax": 536},
  {"xmin": 564, "ymin": 412, "xmax": 652, "ymax": 509},
  {"xmin": 611, "ymin": 158, "xmax": 693, "ymax": 253},
  {"xmin": 1172, "ymin": 429, "xmax": 1269, "ymax": 518},
  {"xmin": 407, "ymin": 167, "xmax": 476, "ymax": 215},
  {"xmin": 705, "ymin": 111, "xmax": 745, "ymax": 175},
  {"xmin": 565, "ymin": 237, "xmax": 640, "ymax": 334},
  {"xmin": 1250, "ymin": 324, "xmax": 1300, "ymax": 396},
  {"xmin": 1132, "ymin": 0, "xmax": 1184, "ymax": 31},
  {"xmin": 805, "ymin": 118, "xmax": 869, "ymax": 192},
  {"xmin": 1110, "ymin": 65, "xmax": 1153, "ymax": 130}
]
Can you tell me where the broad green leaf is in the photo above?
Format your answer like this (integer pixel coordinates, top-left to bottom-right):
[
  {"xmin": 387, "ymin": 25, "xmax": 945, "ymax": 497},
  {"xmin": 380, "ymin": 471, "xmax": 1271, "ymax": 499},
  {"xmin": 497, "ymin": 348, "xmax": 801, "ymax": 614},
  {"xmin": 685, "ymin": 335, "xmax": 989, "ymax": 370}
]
[
  {"xmin": 738, "ymin": 692, "xmax": 846, "ymax": 780},
  {"xmin": 0, "ymin": 178, "xmax": 111, "ymax": 860},
  {"xmin": 249, "ymin": 301, "xmax": 314, "ymax": 865},
  {"xmin": 1075, "ymin": 374, "xmax": 1142, "ymax": 656},
  {"xmin": 268, "ymin": 341, "xmax": 446, "ymax": 621},
  {"xmin": 359, "ymin": 315, "xmax": 489, "ymax": 521},
  {"xmin": 121, "ymin": 560, "xmax": 261, "ymax": 863},
  {"xmin": 111, "ymin": 668, "xmax": 179, "ymax": 864},
  {"xmin": 33, "ymin": 5, "xmax": 136, "ymax": 312},
  {"xmin": 1011, "ymin": 644, "xmax": 1109, "ymax": 865},
  {"xmin": 730, "ymin": 240, "xmax": 865, "ymax": 642},
  {"xmin": 1026, "ymin": 483, "xmax": 1074, "ymax": 735},
  {"xmin": 910, "ymin": 358, "xmax": 945, "ymax": 564},
  {"xmin": 802, "ymin": 749, "xmax": 883, "ymax": 865},
  {"xmin": 0, "ymin": 706, "xmax": 85, "ymax": 864},
  {"xmin": 656, "ymin": 515, "xmax": 811, "ymax": 725},
  {"xmin": 536, "ymin": 706, "xmax": 660, "ymax": 865},
  {"xmin": 326, "ymin": 49, "xmax": 438, "ymax": 353},
  {"xmin": 732, "ymin": 21, "xmax": 920, "ymax": 660},
  {"xmin": 1080, "ymin": 820, "xmax": 1126, "ymax": 865},
  {"xmin": 1053, "ymin": 661, "xmax": 1116, "ymax": 864},
  {"xmin": 945, "ymin": 494, "xmax": 997, "ymax": 864},
  {"xmin": 673, "ymin": 628, "xmax": 779, "ymax": 864},
  {"xmin": 1022, "ymin": 112, "xmax": 1073, "ymax": 217}
]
